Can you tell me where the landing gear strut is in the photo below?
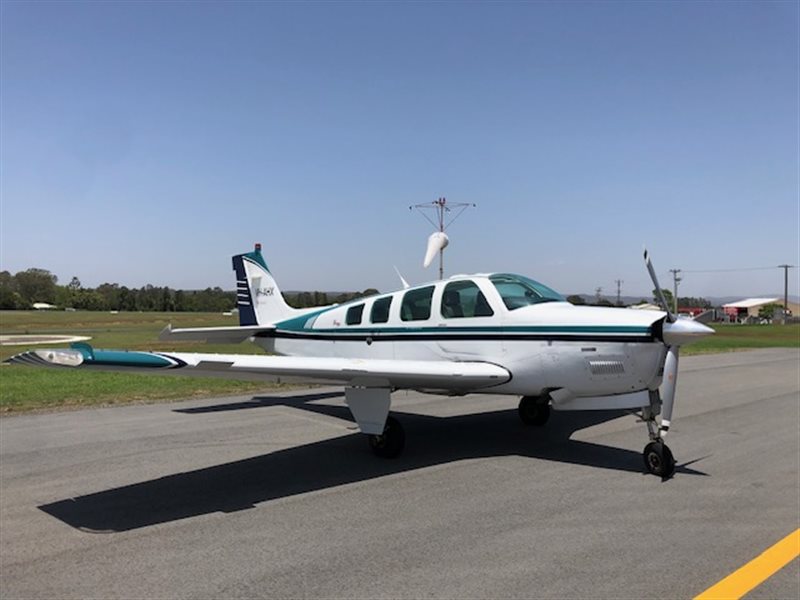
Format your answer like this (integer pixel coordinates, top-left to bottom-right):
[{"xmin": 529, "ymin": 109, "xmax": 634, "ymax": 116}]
[
  {"xmin": 640, "ymin": 393, "xmax": 676, "ymax": 479},
  {"xmin": 368, "ymin": 415, "xmax": 405, "ymax": 458},
  {"xmin": 518, "ymin": 396, "xmax": 550, "ymax": 426}
]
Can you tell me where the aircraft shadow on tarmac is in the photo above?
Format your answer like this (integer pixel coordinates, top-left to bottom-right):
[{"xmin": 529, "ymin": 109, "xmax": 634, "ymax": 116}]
[{"xmin": 39, "ymin": 392, "xmax": 707, "ymax": 533}]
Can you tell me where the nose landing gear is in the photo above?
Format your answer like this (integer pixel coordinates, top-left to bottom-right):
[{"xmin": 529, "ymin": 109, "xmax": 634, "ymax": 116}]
[
  {"xmin": 640, "ymin": 393, "xmax": 676, "ymax": 479},
  {"xmin": 643, "ymin": 440, "xmax": 675, "ymax": 479}
]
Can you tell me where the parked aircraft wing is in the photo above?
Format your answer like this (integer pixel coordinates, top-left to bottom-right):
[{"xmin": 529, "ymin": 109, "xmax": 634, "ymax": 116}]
[
  {"xmin": 5, "ymin": 344, "xmax": 511, "ymax": 392},
  {"xmin": 158, "ymin": 324, "xmax": 275, "ymax": 344}
]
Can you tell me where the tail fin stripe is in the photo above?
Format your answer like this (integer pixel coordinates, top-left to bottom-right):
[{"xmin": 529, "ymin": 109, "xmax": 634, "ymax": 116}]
[{"xmin": 231, "ymin": 254, "xmax": 258, "ymax": 326}]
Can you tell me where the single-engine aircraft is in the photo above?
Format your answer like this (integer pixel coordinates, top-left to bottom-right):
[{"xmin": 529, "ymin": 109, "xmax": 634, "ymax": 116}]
[{"xmin": 6, "ymin": 245, "xmax": 713, "ymax": 478}]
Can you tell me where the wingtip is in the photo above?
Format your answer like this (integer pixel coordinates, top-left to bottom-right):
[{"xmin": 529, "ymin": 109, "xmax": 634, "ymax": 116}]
[{"xmin": 158, "ymin": 324, "xmax": 173, "ymax": 341}]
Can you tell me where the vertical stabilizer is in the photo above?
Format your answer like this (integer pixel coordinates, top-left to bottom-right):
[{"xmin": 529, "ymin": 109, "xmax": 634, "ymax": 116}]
[{"xmin": 232, "ymin": 244, "xmax": 295, "ymax": 326}]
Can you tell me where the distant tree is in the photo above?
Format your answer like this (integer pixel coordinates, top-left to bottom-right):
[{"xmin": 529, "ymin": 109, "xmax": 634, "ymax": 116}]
[
  {"xmin": 160, "ymin": 287, "xmax": 175, "ymax": 312},
  {"xmin": 174, "ymin": 290, "xmax": 186, "ymax": 312},
  {"xmin": 0, "ymin": 270, "xmax": 23, "ymax": 309},
  {"xmin": 758, "ymin": 303, "xmax": 784, "ymax": 321},
  {"xmin": 15, "ymin": 268, "xmax": 57, "ymax": 305},
  {"xmin": 96, "ymin": 283, "xmax": 122, "ymax": 310},
  {"xmin": 74, "ymin": 290, "xmax": 107, "ymax": 311},
  {"xmin": 313, "ymin": 291, "xmax": 328, "ymax": 306},
  {"xmin": 678, "ymin": 296, "xmax": 711, "ymax": 309},
  {"xmin": 653, "ymin": 288, "xmax": 674, "ymax": 310},
  {"xmin": 566, "ymin": 295, "xmax": 586, "ymax": 305}
]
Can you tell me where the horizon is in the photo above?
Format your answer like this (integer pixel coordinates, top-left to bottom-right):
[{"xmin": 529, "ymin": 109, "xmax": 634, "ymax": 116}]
[{"xmin": 2, "ymin": 262, "xmax": 797, "ymax": 305}]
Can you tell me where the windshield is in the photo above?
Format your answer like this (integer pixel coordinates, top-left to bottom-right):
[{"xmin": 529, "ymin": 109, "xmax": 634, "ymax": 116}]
[{"xmin": 489, "ymin": 273, "xmax": 565, "ymax": 310}]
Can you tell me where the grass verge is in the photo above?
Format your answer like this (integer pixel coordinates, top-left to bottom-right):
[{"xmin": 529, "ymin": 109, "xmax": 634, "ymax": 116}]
[
  {"xmin": 682, "ymin": 323, "xmax": 800, "ymax": 355},
  {"xmin": 0, "ymin": 310, "xmax": 284, "ymax": 413}
]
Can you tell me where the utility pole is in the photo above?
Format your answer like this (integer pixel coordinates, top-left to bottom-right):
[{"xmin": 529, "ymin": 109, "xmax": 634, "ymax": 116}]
[
  {"xmin": 410, "ymin": 197, "xmax": 475, "ymax": 279},
  {"xmin": 669, "ymin": 269, "xmax": 681, "ymax": 315},
  {"xmin": 777, "ymin": 264, "xmax": 796, "ymax": 323},
  {"xmin": 595, "ymin": 287, "xmax": 603, "ymax": 305},
  {"xmin": 614, "ymin": 279, "xmax": 623, "ymax": 306}
]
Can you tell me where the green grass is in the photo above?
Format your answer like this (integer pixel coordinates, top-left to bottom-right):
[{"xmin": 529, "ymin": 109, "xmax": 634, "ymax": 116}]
[
  {"xmin": 1, "ymin": 311, "xmax": 798, "ymax": 413},
  {"xmin": 0, "ymin": 367, "xmax": 277, "ymax": 412},
  {"xmin": 682, "ymin": 323, "xmax": 800, "ymax": 355},
  {"xmin": 0, "ymin": 310, "xmax": 285, "ymax": 413}
]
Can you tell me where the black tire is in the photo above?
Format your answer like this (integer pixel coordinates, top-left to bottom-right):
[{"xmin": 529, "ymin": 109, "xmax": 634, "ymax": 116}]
[
  {"xmin": 643, "ymin": 441, "xmax": 676, "ymax": 479},
  {"xmin": 518, "ymin": 396, "xmax": 550, "ymax": 426},
  {"xmin": 368, "ymin": 416, "xmax": 405, "ymax": 459}
]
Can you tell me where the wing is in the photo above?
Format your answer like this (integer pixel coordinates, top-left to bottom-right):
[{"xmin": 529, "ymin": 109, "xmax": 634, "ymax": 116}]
[{"xmin": 5, "ymin": 344, "xmax": 510, "ymax": 392}]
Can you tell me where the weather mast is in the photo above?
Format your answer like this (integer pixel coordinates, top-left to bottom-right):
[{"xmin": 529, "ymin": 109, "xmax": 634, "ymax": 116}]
[{"xmin": 409, "ymin": 197, "xmax": 476, "ymax": 280}]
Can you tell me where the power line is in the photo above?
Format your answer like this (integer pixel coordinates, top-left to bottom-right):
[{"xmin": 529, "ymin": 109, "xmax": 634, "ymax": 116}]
[{"xmin": 681, "ymin": 266, "xmax": 783, "ymax": 274}]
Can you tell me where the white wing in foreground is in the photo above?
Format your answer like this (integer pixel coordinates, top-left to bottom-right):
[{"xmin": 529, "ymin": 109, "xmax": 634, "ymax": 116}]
[{"xmin": 6, "ymin": 345, "xmax": 510, "ymax": 392}]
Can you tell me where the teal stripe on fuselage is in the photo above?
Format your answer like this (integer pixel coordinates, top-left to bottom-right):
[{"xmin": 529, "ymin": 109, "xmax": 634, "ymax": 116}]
[
  {"xmin": 273, "ymin": 322, "xmax": 651, "ymax": 336},
  {"xmin": 275, "ymin": 306, "xmax": 338, "ymax": 331}
]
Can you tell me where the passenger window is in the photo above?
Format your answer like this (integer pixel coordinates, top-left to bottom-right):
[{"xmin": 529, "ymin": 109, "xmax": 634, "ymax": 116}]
[
  {"xmin": 441, "ymin": 280, "xmax": 494, "ymax": 319},
  {"xmin": 370, "ymin": 297, "xmax": 392, "ymax": 324},
  {"xmin": 346, "ymin": 303, "xmax": 364, "ymax": 325},
  {"xmin": 401, "ymin": 286, "xmax": 435, "ymax": 321}
]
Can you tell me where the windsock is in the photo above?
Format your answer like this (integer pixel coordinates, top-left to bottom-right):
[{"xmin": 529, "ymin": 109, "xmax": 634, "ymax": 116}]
[{"xmin": 423, "ymin": 231, "xmax": 449, "ymax": 268}]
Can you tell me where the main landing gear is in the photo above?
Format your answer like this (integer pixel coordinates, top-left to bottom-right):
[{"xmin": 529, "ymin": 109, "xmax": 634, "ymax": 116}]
[
  {"xmin": 368, "ymin": 416, "xmax": 405, "ymax": 459},
  {"xmin": 518, "ymin": 395, "xmax": 551, "ymax": 426}
]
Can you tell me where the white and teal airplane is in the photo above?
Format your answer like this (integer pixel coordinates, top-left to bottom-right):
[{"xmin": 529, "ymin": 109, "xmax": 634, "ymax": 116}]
[{"xmin": 7, "ymin": 244, "xmax": 713, "ymax": 478}]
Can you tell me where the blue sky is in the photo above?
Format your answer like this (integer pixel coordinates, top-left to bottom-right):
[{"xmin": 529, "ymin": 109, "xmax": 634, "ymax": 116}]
[{"xmin": 1, "ymin": 1, "xmax": 797, "ymax": 299}]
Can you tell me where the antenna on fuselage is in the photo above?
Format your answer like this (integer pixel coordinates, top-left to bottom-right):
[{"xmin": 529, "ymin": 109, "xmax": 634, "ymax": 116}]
[{"xmin": 409, "ymin": 197, "xmax": 476, "ymax": 280}]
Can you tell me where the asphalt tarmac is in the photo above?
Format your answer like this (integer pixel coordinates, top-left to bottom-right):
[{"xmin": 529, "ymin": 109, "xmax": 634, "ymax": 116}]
[{"xmin": 1, "ymin": 348, "xmax": 798, "ymax": 599}]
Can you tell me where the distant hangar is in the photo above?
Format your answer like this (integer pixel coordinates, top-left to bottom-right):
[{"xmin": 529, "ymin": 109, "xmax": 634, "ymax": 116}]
[{"xmin": 722, "ymin": 297, "xmax": 799, "ymax": 321}]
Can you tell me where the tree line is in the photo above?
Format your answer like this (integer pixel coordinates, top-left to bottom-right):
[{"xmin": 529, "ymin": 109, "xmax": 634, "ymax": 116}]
[
  {"xmin": 0, "ymin": 268, "xmax": 378, "ymax": 312},
  {"xmin": 565, "ymin": 290, "xmax": 712, "ymax": 309}
]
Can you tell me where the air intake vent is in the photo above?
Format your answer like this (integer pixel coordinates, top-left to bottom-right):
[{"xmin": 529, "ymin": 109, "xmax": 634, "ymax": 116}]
[{"xmin": 589, "ymin": 360, "xmax": 625, "ymax": 375}]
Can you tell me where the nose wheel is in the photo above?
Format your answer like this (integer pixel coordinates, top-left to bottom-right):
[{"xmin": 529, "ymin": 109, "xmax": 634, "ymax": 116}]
[{"xmin": 643, "ymin": 440, "xmax": 675, "ymax": 479}]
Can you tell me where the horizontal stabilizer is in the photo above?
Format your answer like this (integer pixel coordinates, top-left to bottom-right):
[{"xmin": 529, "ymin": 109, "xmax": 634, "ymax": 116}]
[{"xmin": 158, "ymin": 324, "xmax": 274, "ymax": 344}]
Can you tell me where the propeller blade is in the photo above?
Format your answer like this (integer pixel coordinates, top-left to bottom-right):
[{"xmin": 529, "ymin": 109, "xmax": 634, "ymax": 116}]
[
  {"xmin": 643, "ymin": 248, "xmax": 675, "ymax": 322},
  {"xmin": 660, "ymin": 345, "xmax": 679, "ymax": 437}
]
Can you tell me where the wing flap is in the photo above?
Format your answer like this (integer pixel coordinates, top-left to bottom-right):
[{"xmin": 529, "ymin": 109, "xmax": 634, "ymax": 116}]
[{"xmin": 5, "ymin": 346, "xmax": 511, "ymax": 392}]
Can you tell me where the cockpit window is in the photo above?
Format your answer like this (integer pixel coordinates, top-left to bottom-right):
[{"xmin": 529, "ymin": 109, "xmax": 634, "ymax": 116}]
[
  {"xmin": 489, "ymin": 273, "xmax": 564, "ymax": 310},
  {"xmin": 441, "ymin": 280, "xmax": 494, "ymax": 319}
]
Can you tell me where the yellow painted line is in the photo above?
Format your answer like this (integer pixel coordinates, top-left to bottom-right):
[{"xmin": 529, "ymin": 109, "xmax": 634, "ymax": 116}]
[{"xmin": 694, "ymin": 528, "xmax": 800, "ymax": 600}]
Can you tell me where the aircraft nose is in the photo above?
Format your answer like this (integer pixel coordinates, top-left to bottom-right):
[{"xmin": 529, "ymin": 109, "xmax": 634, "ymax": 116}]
[{"xmin": 661, "ymin": 318, "xmax": 715, "ymax": 346}]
